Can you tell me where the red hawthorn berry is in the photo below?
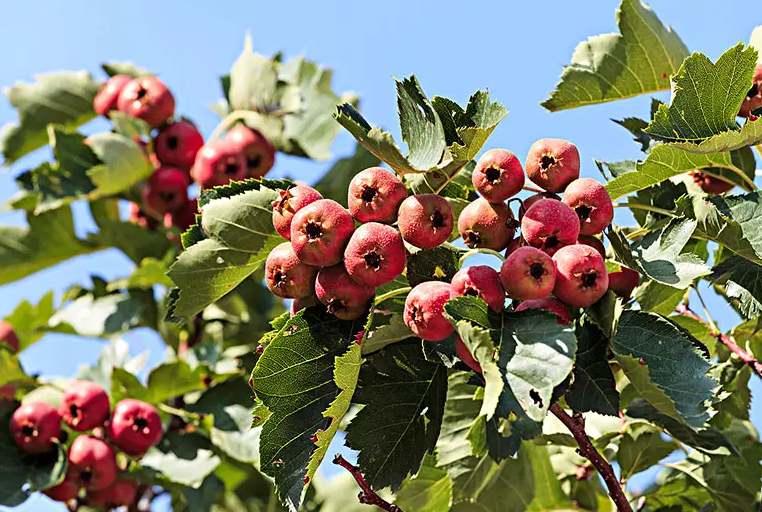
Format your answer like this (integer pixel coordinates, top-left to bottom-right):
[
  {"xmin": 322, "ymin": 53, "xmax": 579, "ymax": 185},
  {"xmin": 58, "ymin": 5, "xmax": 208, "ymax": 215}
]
[
  {"xmin": 520, "ymin": 198, "xmax": 580, "ymax": 256},
  {"xmin": 397, "ymin": 194, "xmax": 454, "ymax": 250},
  {"xmin": 525, "ymin": 138, "xmax": 580, "ymax": 192},
  {"xmin": 87, "ymin": 478, "xmax": 139, "ymax": 509},
  {"xmin": 10, "ymin": 402, "xmax": 61, "ymax": 454},
  {"xmin": 94, "ymin": 75, "xmax": 131, "ymax": 118},
  {"xmin": 403, "ymin": 281, "xmax": 455, "ymax": 342},
  {"xmin": 347, "ymin": 167, "xmax": 408, "ymax": 224},
  {"xmin": 155, "ymin": 121, "xmax": 204, "ymax": 171},
  {"xmin": 192, "ymin": 139, "xmax": 248, "ymax": 189},
  {"xmin": 58, "ymin": 380, "xmax": 111, "ymax": 432},
  {"xmin": 562, "ymin": 178, "xmax": 614, "ymax": 235},
  {"xmin": 514, "ymin": 297, "xmax": 573, "ymax": 325},
  {"xmin": 0, "ymin": 321, "xmax": 20, "ymax": 352},
  {"xmin": 141, "ymin": 167, "xmax": 189, "ymax": 216},
  {"xmin": 272, "ymin": 185, "xmax": 323, "ymax": 240},
  {"xmin": 116, "ymin": 76, "xmax": 175, "ymax": 127},
  {"xmin": 291, "ymin": 199, "xmax": 356, "ymax": 267},
  {"xmin": 265, "ymin": 242, "xmax": 319, "ymax": 299},
  {"xmin": 500, "ymin": 246, "xmax": 557, "ymax": 301},
  {"xmin": 67, "ymin": 435, "xmax": 118, "ymax": 491},
  {"xmin": 455, "ymin": 337, "xmax": 483, "ymax": 373},
  {"xmin": 457, "ymin": 198, "xmax": 516, "ymax": 251},
  {"xmin": 225, "ymin": 124, "xmax": 276, "ymax": 179},
  {"xmin": 450, "ymin": 265, "xmax": 505, "ymax": 312},
  {"xmin": 343, "ymin": 223, "xmax": 406, "ymax": 287},
  {"xmin": 315, "ymin": 265, "xmax": 375, "ymax": 320},
  {"xmin": 552, "ymin": 244, "xmax": 609, "ymax": 308},
  {"xmin": 107, "ymin": 399, "xmax": 163, "ymax": 456},
  {"xmin": 472, "ymin": 149, "xmax": 525, "ymax": 202}
]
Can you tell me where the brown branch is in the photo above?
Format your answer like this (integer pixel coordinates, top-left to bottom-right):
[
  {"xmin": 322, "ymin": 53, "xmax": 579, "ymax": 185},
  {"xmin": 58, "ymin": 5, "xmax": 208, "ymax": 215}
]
[
  {"xmin": 676, "ymin": 304, "xmax": 762, "ymax": 378},
  {"xmin": 550, "ymin": 404, "xmax": 633, "ymax": 512},
  {"xmin": 333, "ymin": 454, "xmax": 403, "ymax": 512}
]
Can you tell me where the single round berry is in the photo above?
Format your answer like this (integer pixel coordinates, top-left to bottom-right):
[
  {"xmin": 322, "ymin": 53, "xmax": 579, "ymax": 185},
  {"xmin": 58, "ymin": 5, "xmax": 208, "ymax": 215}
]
[
  {"xmin": 501, "ymin": 246, "xmax": 556, "ymax": 300},
  {"xmin": 518, "ymin": 192, "xmax": 560, "ymax": 221},
  {"xmin": 689, "ymin": 170, "xmax": 734, "ymax": 194},
  {"xmin": 290, "ymin": 295, "xmax": 321, "ymax": 316},
  {"xmin": 397, "ymin": 194, "xmax": 454, "ymax": 250},
  {"xmin": 514, "ymin": 298, "xmax": 573, "ymax": 325},
  {"xmin": 344, "ymin": 223, "xmax": 406, "ymax": 287},
  {"xmin": 87, "ymin": 478, "xmax": 139, "ymax": 509},
  {"xmin": 93, "ymin": 75, "xmax": 131, "ymax": 118},
  {"xmin": 163, "ymin": 198, "xmax": 198, "ymax": 232},
  {"xmin": 68, "ymin": 435, "xmax": 118, "ymax": 491},
  {"xmin": 525, "ymin": 139, "xmax": 580, "ymax": 192},
  {"xmin": 155, "ymin": 121, "xmax": 204, "ymax": 170},
  {"xmin": 0, "ymin": 321, "xmax": 20, "ymax": 352},
  {"xmin": 347, "ymin": 167, "xmax": 408, "ymax": 224},
  {"xmin": 107, "ymin": 399, "xmax": 163, "ymax": 456},
  {"xmin": 608, "ymin": 267, "xmax": 640, "ymax": 298},
  {"xmin": 141, "ymin": 167, "xmax": 189, "ymax": 216},
  {"xmin": 455, "ymin": 337, "xmax": 482, "ymax": 373},
  {"xmin": 458, "ymin": 198, "xmax": 516, "ymax": 251},
  {"xmin": 472, "ymin": 149, "xmax": 525, "ymax": 202},
  {"xmin": 521, "ymin": 199, "xmax": 580, "ymax": 256},
  {"xmin": 403, "ymin": 281, "xmax": 455, "ymax": 342},
  {"xmin": 129, "ymin": 202, "xmax": 159, "ymax": 230},
  {"xmin": 451, "ymin": 266, "xmax": 505, "ymax": 312},
  {"xmin": 10, "ymin": 402, "xmax": 61, "ymax": 454},
  {"xmin": 739, "ymin": 63, "xmax": 762, "ymax": 117},
  {"xmin": 116, "ymin": 76, "xmax": 175, "ymax": 127},
  {"xmin": 58, "ymin": 381, "xmax": 110, "ymax": 432},
  {"xmin": 265, "ymin": 242, "xmax": 318, "ymax": 299},
  {"xmin": 225, "ymin": 124, "xmax": 276, "ymax": 179},
  {"xmin": 552, "ymin": 245, "xmax": 609, "ymax": 308},
  {"xmin": 291, "ymin": 199, "xmax": 355, "ymax": 267},
  {"xmin": 272, "ymin": 185, "xmax": 323, "ymax": 240},
  {"xmin": 43, "ymin": 472, "xmax": 80, "ymax": 503},
  {"xmin": 562, "ymin": 178, "xmax": 614, "ymax": 235},
  {"xmin": 192, "ymin": 139, "xmax": 248, "ymax": 189},
  {"xmin": 315, "ymin": 265, "xmax": 375, "ymax": 320},
  {"xmin": 577, "ymin": 235, "xmax": 606, "ymax": 258}
]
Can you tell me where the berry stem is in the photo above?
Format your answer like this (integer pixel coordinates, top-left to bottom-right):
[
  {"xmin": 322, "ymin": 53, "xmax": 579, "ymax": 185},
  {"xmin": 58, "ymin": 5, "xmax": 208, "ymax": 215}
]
[
  {"xmin": 209, "ymin": 110, "xmax": 251, "ymax": 141},
  {"xmin": 522, "ymin": 184, "xmax": 545, "ymax": 193},
  {"xmin": 550, "ymin": 404, "xmax": 634, "ymax": 512},
  {"xmin": 374, "ymin": 287, "xmax": 412, "ymax": 305},
  {"xmin": 458, "ymin": 248, "xmax": 506, "ymax": 267},
  {"xmin": 613, "ymin": 203, "xmax": 677, "ymax": 218},
  {"xmin": 332, "ymin": 454, "xmax": 403, "ymax": 512}
]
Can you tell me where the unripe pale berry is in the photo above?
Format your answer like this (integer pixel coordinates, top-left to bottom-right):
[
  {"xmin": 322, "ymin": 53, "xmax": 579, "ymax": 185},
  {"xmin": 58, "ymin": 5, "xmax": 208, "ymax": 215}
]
[
  {"xmin": 514, "ymin": 298, "xmax": 573, "ymax": 325},
  {"xmin": 141, "ymin": 167, "xmax": 189, "ymax": 216},
  {"xmin": 347, "ymin": 167, "xmax": 408, "ymax": 223},
  {"xmin": 518, "ymin": 192, "xmax": 560, "ymax": 220},
  {"xmin": 107, "ymin": 399, "xmax": 163, "ymax": 456},
  {"xmin": 397, "ymin": 194, "xmax": 453, "ymax": 250},
  {"xmin": 155, "ymin": 121, "xmax": 204, "ymax": 171},
  {"xmin": 10, "ymin": 402, "xmax": 61, "ymax": 454},
  {"xmin": 192, "ymin": 139, "xmax": 248, "ymax": 189},
  {"xmin": 521, "ymin": 199, "xmax": 580, "ymax": 256},
  {"xmin": 315, "ymin": 265, "xmax": 375, "ymax": 320},
  {"xmin": 608, "ymin": 267, "xmax": 640, "ymax": 298},
  {"xmin": 265, "ymin": 242, "xmax": 318, "ymax": 299},
  {"xmin": 525, "ymin": 138, "xmax": 580, "ymax": 192},
  {"xmin": 272, "ymin": 185, "xmax": 323, "ymax": 240},
  {"xmin": 455, "ymin": 337, "xmax": 482, "ymax": 373},
  {"xmin": 0, "ymin": 321, "xmax": 20, "ymax": 352},
  {"xmin": 87, "ymin": 478, "xmax": 139, "ymax": 509},
  {"xmin": 552, "ymin": 245, "xmax": 609, "ymax": 308},
  {"xmin": 403, "ymin": 281, "xmax": 455, "ymax": 342},
  {"xmin": 472, "ymin": 149, "xmax": 525, "ymax": 202},
  {"xmin": 58, "ymin": 381, "xmax": 111, "ymax": 432},
  {"xmin": 93, "ymin": 75, "xmax": 131, "ymax": 117},
  {"xmin": 291, "ymin": 199, "xmax": 355, "ymax": 267},
  {"xmin": 562, "ymin": 178, "xmax": 614, "ymax": 235},
  {"xmin": 68, "ymin": 435, "xmax": 118, "ymax": 491},
  {"xmin": 116, "ymin": 76, "xmax": 175, "ymax": 127},
  {"xmin": 457, "ymin": 198, "xmax": 516, "ymax": 251},
  {"xmin": 501, "ymin": 246, "xmax": 556, "ymax": 300},
  {"xmin": 451, "ymin": 266, "xmax": 505, "ymax": 312},
  {"xmin": 577, "ymin": 235, "xmax": 606, "ymax": 258},
  {"xmin": 689, "ymin": 170, "xmax": 734, "ymax": 194},
  {"xmin": 344, "ymin": 223, "xmax": 406, "ymax": 287},
  {"xmin": 225, "ymin": 124, "xmax": 276, "ymax": 179}
]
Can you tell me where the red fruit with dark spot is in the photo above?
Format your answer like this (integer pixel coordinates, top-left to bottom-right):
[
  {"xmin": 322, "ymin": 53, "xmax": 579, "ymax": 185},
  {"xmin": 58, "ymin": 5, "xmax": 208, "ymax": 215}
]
[
  {"xmin": 87, "ymin": 478, "xmax": 139, "ymax": 509},
  {"xmin": 608, "ymin": 267, "xmax": 640, "ymax": 298},
  {"xmin": 93, "ymin": 75, "xmax": 131, "ymax": 117},
  {"xmin": 291, "ymin": 199, "xmax": 355, "ymax": 267},
  {"xmin": 347, "ymin": 167, "xmax": 408, "ymax": 223},
  {"xmin": 155, "ymin": 121, "xmax": 204, "ymax": 171},
  {"xmin": 518, "ymin": 192, "xmax": 560, "ymax": 220},
  {"xmin": 451, "ymin": 266, "xmax": 505, "ymax": 312},
  {"xmin": 164, "ymin": 198, "xmax": 198, "ymax": 232},
  {"xmin": 272, "ymin": 185, "xmax": 323, "ymax": 240},
  {"xmin": 514, "ymin": 298, "xmax": 573, "ymax": 325},
  {"xmin": 192, "ymin": 139, "xmax": 248, "ymax": 189},
  {"xmin": 129, "ymin": 202, "xmax": 159, "ymax": 230},
  {"xmin": 397, "ymin": 194, "xmax": 453, "ymax": 250},
  {"xmin": 225, "ymin": 124, "xmax": 276, "ymax": 178},
  {"xmin": 455, "ymin": 337, "xmax": 482, "ymax": 373},
  {"xmin": 315, "ymin": 265, "xmax": 375, "ymax": 320},
  {"xmin": 521, "ymin": 199, "xmax": 580, "ymax": 256},
  {"xmin": 500, "ymin": 247, "xmax": 556, "ymax": 300},
  {"xmin": 43, "ymin": 473, "xmax": 80, "ymax": 503},
  {"xmin": 58, "ymin": 381, "xmax": 110, "ymax": 432},
  {"xmin": 577, "ymin": 235, "xmax": 606, "ymax": 258},
  {"xmin": 472, "ymin": 149, "xmax": 525, "ymax": 202},
  {"xmin": 562, "ymin": 178, "xmax": 614, "ymax": 235},
  {"xmin": 0, "ymin": 321, "xmax": 20, "ymax": 352},
  {"xmin": 403, "ymin": 281, "xmax": 455, "ymax": 342},
  {"xmin": 739, "ymin": 63, "xmax": 762, "ymax": 117},
  {"xmin": 265, "ymin": 242, "xmax": 318, "ymax": 299},
  {"xmin": 457, "ymin": 198, "xmax": 516, "ymax": 251},
  {"xmin": 344, "ymin": 223, "xmax": 406, "ymax": 287},
  {"xmin": 141, "ymin": 167, "xmax": 189, "ymax": 215},
  {"xmin": 689, "ymin": 170, "xmax": 734, "ymax": 194},
  {"xmin": 290, "ymin": 295, "xmax": 320, "ymax": 316},
  {"xmin": 68, "ymin": 435, "xmax": 118, "ymax": 491},
  {"xmin": 10, "ymin": 402, "xmax": 61, "ymax": 454},
  {"xmin": 107, "ymin": 399, "xmax": 163, "ymax": 456},
  {"xmin": 116, "ymin": 76, "xmax": 175, "ymax": 127},
  {"xmin": 525, "ymin": 139, "xmax": 580, "ymax": 192},
  {"xmin": 505, "ymin": 237, "xmax": 523, "ymax": 256},
  {"xmin": 552, "ymin": 245, "xmax": 609, "ymax": 308}
]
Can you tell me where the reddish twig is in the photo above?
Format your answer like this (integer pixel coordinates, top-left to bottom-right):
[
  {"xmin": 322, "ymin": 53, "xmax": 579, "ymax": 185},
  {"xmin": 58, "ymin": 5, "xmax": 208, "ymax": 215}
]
[
  {"xmin": 333, "ymin": 454, "xmax": 403, "ymax": 512},
  {"xmin": 676, "ymin": 304, "xmax": 762, "ymax": 378},
  {"xmin": 550, "ymin": 404, "xmax": 633, "ymax": 512}
]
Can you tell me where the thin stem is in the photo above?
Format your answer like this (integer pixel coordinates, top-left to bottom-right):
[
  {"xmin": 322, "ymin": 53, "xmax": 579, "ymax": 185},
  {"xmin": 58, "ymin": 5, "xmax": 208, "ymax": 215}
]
[
  {"xmin": 693, "ymin": 286, "xmax": 719, "ymax": 335},
  {"xmin": 333, "ymin": 454, "xmax": 403, "ymax": 512},
  {"xmin": 374, "ymin": 287, "xmax": 412, "ymax": 305},
  {"xmin": 614, "ymin": 203, "xmax": 677, "ymax": 218},
  {"xmin": 550, "ymin": 404, "xmax": 634, "ymax": 512},
  {"xmin": 625, "ymin": 227, "xmax": 649, "ymax": 241},
  {"xmin": 522, "ymin": 184, "xmax": 544, "ymax": 194},
  {"xmin": 209, "ymin": 110, "xmax": 250, "ymax": 141},
  {"xmin": 459, "ymin": 248, "xmax": 506, "ymax": 267}
]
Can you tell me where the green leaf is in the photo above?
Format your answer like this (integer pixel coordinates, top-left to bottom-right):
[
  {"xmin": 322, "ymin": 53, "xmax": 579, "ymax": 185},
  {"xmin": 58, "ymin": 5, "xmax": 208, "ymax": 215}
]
[
  {"xmin": 101, "ymin": 62, "xmax": 152, "ymax": 77},
  {"xmin": 613, "ymin": 311, "xmax": 716, "ymax": 427},
  {"xmin": 49, "ymin": 291, "xmax": 149, "ymax": 338},
  {"xmin": 228, "ymin": 34, "xmax": 277, "ymax": 112},
  {"xmin": 613, "ymin": 116, "xmax": 656, "ymax": 152},
  {"xmin": 138, "ymin": 432, "xmax": 221, "ymax": 488},
  {"xmin": 3, "ymin": 291, "xmax": 75, "ymax": 351},
  {"xmin": 183, "ymin": 475, "xmax": 225, "ymax": 512},
  {"xmin": 108, "ymin": 111, "xmax": 153, "ymax": 140},
  {"xmin": 92, "ymin": 219, "xmax": 177, "ymax": 265},
  {"xmin": 635, "ymin": 281, "xmax": 686, "ymax": 315},
  {"xmin": 710, "ymin": 191, "xmax": 762, "ymax": 263},
  {"xmin": 618, "ymin": 423, "xmax": 679, "ymax": 481},
  {"xmin": 313, "ymin": 143, "xmax": 381, "ymax": 205},
  {"xmin": 566, "ymin": 320, "xmax": 620, "ymax": 416},
  {"xmin": 452, "ymin": 321, "xmax": 502, "ymax": 420},
  {"xmin": 361, "ymin": 312, "xmax": 414, "ymax": 355},
  {"xmin": 108, "ymin": 256, "xmax": 174, "ymax": 291},
  {"xmin": 394, "ymin": 456, "xmax": 453, "ymax": 512},
  {"xmin": 406, "ymin": 245, "xmax": 461, "ymax": 287},
  {"xmin": 85, "ymin": 132, "xmax": 153, "ymax": 195},
  {"xmin": 541, "ymin": 0, "xmax": 688, "ymax": 111},
  {"xmin": 0, "ymin": 71, "xmax": 101, "ymax": 165},
  {"xmin": 710, "ymin": 256, "xmax": 762, "ymax": 319},
  {"xmin": 345, "ymin": 340, "xmax": 447, "ymax": 491},
  {"xmin": 0, "ymin": 347, "xmax": 30, "ymax": 388}
]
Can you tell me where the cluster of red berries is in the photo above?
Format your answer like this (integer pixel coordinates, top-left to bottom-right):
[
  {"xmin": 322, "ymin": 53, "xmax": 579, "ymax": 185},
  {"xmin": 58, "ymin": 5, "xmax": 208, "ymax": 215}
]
[
  {"xmin": 93, "ymin": 74, "xmax": 276, "ymax": 233},
  {"xmin": 8, "ymin": 375, "xmax": 161, "ymax": 509}
]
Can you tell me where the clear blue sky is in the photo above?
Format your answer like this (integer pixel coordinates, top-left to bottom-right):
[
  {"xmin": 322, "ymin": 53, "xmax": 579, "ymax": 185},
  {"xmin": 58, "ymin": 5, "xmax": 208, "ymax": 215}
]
[{"xmin": 0, "ymin": 1, "xmax": 758, "ymax": 510}]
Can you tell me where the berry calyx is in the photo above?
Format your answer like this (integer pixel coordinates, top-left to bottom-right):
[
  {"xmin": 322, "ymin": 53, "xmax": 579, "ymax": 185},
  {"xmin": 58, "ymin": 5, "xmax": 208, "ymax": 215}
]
[
  {"xmin": 455, "ymin": 337, "xmax": 482, "ymax": 373},
  {"xmin": 141, "ymin": 167, "xmax": 189, "ymax": 216},
  {"xmin": 116, "ymin": 76, "xmax": 175, "ymax": 127},
  {"xmin": 291, "ymin": 199, "xmax": 355, "ymax": 267},
  {"xmin": 0, "ymin": 321, "xmax": 20, "ymax": 352},
  {"xmin": 347, "ymin": 167, "xmax": 408, "ymax": 224},
  {"xmin": 451, "ymin": 266, "xmax": 505, "ymax": 312},
  {"xmin": 472, "ymin": 149, "xmax": 525, "ymax": 202},
  {"xmin": 10, "ymin": 402, "xmax": 61, "ymax": 454},
  {"xmin": 107, "ymin": 399, "xmax": 163, "ymax": 456},
  {"xmin": 192, "ymin": 139, "xmax": 248, "ymax": 189},
  {"xmin": 501, "ymin": 246, "xmax": 556, "ymax": 300},
  {"xmin": 58, "ymin": 380, "xmax": 111, "ymax": 432},
  {"xmin": 272, "ymin": 185, "xmax": 323, "ymax": 240},
  {"xmin": 689, "ymin": 170, "xmax": 734, "ymax": 194},
  {"xmin": 552, "ymin": 245, "xmax": 609, "ymax": 308},
  {"xmin": 93, "ymin": 75, "xmax": 131, "ymax": 118},
  {"xmin": 521, "ymin": 198, "xmax": 580, "ymax": 256},
  {"xmin": 315, "ymin": 265, "xmax": 375, "ymax": 320},
  {"xmin": 403, "ymin": 281, "xmax": 455, "ymax": 342},
  {"xmin": 514, "ymin": 298, "xmax": 573, "ymax": 325},
  {"xmin": 525, "ymin": 139, "xmax": 580, "ymax": 192},
  {"xmin": 458, "ymin": 198, "xmax": 516, "ymax": 251},
  {"xmin": 87, "ymin": 478, "xmax": 139, "ymax": 509},
  {"xmin": 155, "ymin": 121, "xmax": 204, "ymax": 170},
  {"xmin": 397, "ymin": 194, "xmax": 454, "ymax": 250},
  {"xmin": 265, "ymin": 242, "xmax": 319, "ymax": 299},
  {"xmin": 67, "ymin": 435, "xmax": 118, "ymax": 491},
  {"xmin": 225, "ymin": 124, "xmax": 276, "ymax": 178},
  {"xmin": 562, "ymin": 178, "xmax": 614, "ymax": 235},
  {"xmin": 608, "ymin": 266, "xmax": 640, "ymax": 298},
  {"xmin": 344, "ymin": 223, "xmax": 406, "ymax": 287}
]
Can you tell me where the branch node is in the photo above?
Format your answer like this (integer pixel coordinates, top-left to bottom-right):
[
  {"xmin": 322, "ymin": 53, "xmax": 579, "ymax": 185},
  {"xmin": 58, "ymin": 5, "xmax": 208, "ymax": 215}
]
[{"xmin": 333, "ymin": 454, "xmax": 404, "ymax": 512}]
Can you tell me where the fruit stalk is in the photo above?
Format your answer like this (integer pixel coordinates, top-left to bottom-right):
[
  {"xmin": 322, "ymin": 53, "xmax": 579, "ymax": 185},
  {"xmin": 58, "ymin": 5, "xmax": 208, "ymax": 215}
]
[
  {"xmin": 549, "ymin": 404, "xmax": 633, "ymax": 512},
  {"xmin": 332, "ymin": 454, "xmax": 403, "ymax": 512}
]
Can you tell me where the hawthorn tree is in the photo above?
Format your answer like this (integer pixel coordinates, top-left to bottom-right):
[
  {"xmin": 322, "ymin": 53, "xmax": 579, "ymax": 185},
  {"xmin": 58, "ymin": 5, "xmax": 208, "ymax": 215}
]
[{"xmin": 1, "ymin": 1, "xmax": 762, "ymax": 511}]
